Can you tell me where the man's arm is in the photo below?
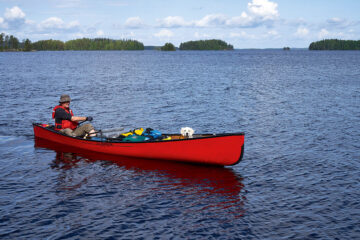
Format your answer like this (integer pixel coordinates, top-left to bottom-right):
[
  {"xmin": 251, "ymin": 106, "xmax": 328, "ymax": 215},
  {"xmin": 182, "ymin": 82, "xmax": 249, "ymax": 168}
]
[
  {"xmin": 55, "ymin": 108, "xmax": 88, "ymax": 122},
  {"xmin": 71, "ymin": 116, "xmax": 87, "ymax": 122}
]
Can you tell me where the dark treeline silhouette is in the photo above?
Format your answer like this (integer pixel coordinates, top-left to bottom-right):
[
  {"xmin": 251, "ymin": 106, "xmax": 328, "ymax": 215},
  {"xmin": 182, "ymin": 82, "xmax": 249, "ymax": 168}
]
[
  {"xmin": 64, "ymin": 38, "xmax": 144, "ymax": 50},
  {"xmin": 2, "ymin": 33, "xmax": 237, "ymax": 52},
  {"xmin": 161, "ymin": 43, "xmax": 176, "ymax": 51},
  {"xmin": 309, "ymin": 39, "xmax": 360, "ymax": 50},
  {"xmin": 1, "ymin": 33, "xmax": 144, "ymax": 51},
  {"xmin": 33, "ymin": 38, "xmax": 144, "ymax": 51},
  {"xmin": 180, "ymin": 39, "xmax": 234, "ymax": 50}
]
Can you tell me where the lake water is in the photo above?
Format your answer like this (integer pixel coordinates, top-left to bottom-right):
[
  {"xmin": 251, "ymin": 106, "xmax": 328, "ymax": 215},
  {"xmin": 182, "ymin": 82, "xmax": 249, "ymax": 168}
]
[{"xmin": 0, "ymin": 50, "xmax": 359, "ymax": 239}]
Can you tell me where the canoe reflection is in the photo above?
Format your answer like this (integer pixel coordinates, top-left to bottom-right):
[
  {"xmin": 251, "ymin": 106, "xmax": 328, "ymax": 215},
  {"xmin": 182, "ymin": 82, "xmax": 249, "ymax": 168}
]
[{"xmin": 35, "ymin": 137, "xmax": 246, "ymax": 216}]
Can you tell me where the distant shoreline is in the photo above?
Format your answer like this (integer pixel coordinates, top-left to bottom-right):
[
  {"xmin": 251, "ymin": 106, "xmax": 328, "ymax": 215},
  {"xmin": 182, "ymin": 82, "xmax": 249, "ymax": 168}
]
[
  {"xmin": 1, "ymin": 47, "xmax": 310, "ymax": 52},
  {"xmin": 309, "ymin": 39, "xmax": 360, "ymax": 50}
]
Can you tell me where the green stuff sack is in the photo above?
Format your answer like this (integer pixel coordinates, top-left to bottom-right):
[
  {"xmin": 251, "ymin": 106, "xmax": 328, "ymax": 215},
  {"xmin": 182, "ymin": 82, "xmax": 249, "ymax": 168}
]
[{"xmin": 122, "ymin": 135, "xmax": 149, "ymax": 142}]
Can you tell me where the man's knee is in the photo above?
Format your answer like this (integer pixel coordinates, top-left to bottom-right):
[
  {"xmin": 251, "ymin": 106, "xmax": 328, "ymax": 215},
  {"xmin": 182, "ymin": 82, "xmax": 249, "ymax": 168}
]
[
  {"xmin": 72, "ymin": 124, "xmax": 95, "ymax": 137},
  {"xmin": 82, "ymin": 123, "xmax": 94, "ymax": 132},
  {"xmin": 60, "ymin": 128, "xmax": 75, "ymax": 136}
]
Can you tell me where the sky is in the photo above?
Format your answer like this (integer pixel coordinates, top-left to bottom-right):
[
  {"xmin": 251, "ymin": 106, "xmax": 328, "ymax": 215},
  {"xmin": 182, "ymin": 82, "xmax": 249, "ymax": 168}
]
[{"xmin": 0, "ymin": 0, "xmax": 359, "ymax": 48}]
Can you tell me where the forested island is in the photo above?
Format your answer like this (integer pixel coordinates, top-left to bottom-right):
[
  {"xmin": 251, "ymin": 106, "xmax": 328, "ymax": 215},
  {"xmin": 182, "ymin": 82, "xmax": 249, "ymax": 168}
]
[
  {"xmin": 161, "ymin": 43, "xmax": 176, "ymax": 51},
  {"xmin": 0, "ymin": 33, "xmax": 144, "ymax": 51},
  {"xmin": 309, "ymin": 39, "xmax": 360, "ymax": 50},
  {"xmin": 31, "ymin": 38, "xmax": 144, "ymax": 51},
  {"xmin": 179, "ymin": 39, "xmax": 233, "ymax": 50},
  {"xmin": 1, "ymin": 33, "xmax": 236, "ymax": 52}
]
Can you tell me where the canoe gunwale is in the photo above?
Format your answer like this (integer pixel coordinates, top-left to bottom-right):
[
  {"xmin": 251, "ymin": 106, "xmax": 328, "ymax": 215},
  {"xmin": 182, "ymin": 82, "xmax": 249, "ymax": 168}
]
[{"xmin": 32, "ymin": 123, "xmax": 245, "ymax": 143}]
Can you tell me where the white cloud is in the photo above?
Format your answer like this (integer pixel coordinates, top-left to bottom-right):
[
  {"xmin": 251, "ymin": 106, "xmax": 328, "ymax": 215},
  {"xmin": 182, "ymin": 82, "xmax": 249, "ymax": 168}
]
[
  {"xmin": 38, "ymin": 17, "xmax": 80, "ymax": 33},
  {"xmin": 227, "ymin": 0, "xmax": 279, "ymax": 27},
  {"xmin": 157, "ymin": 16, "xmax": 190, "ymax": 28},
  {"xmin": 156, "ymin": 14, "xmax": 229, "ymax": 28},
  {"xmin": 0, "ymin": 17, "xmax": 8, "ymax": 28},
  {"xmin": 226, "ymin": 13, "xmax": 254, "ymax": 27},
  {"xmin": 154, "ymin": 29, "xmax": 174, "ymax": 38},
  {"xmin": 247, "ymin": 0, "xmax": 278, "ymax": 20},
  {"xmin": 195, "ymin": 14, "xmax": 227, "ymax": 27},
  {"xmin": 2, "ymin": 6, "xmax": 26, "ymax": 29},
  {"xmin": 156, "ymin": 0, "xmax": 279, "ymax": 29},
  {"xmin": 125, "ymin": 17, "xmax": 145, "ymax": 28},
  {"xmin": 155, "ymin": 0, "xmax": 280, "ymax": 29},
  {"xmin": 4, "ymin": 6, "xmax": 25, "ymax": 20},
  {"xmin": 295, "ymin": 27, "xmax": 309, "ymax": 37},
  {"xmin": 41, "ymin": 17, "xmax": 65, "ymax": 29},
  {"xmin": 318, "ymin": 28, "xmax": 329, "ymax": 39}
]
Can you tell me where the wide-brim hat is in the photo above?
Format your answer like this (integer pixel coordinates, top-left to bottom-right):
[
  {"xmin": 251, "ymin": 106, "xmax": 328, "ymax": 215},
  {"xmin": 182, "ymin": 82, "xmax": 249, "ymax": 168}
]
[{"xmin": 59, "ymin": 94, "xmax": 71, "ymax": 103}]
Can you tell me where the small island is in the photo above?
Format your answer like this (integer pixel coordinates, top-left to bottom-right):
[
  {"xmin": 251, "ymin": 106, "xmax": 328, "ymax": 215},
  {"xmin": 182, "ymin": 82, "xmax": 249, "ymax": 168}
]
[
  {"xmin": 283, "ymin": 47, "xmax": 290, "ymax": 50},
  {"xmin": 309, "ymin": 39, "xmax": 360, "ymax": 50},
  {"xmin": 161, "ymin": 43, "xmax": 176, "ymax": 51},
  {"xmin": 179, "ymin": 39, "xmax": 234, "ymax": 50}
]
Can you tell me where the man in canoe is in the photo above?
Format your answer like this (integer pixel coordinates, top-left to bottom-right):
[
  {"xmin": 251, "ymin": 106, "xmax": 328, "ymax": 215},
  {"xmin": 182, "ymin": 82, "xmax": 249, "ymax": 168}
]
[{"xmin": 52, "ymin": 94, "xmax": 96, "ymax": 137}]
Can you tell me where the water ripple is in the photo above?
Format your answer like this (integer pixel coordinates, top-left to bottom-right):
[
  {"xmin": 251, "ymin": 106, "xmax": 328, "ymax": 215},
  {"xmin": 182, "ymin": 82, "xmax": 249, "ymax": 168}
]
[{"xmin": 0, "ymin": 50, "xmax": 359, "ymax": 239}]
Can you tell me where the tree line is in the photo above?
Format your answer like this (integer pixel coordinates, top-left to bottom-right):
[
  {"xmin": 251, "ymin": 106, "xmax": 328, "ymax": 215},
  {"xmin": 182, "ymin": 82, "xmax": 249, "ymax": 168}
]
[
  {"xmin": 0, "ymin": 33, "xmax": 144, "ymax": 51},
  {"xmin": 309, "ymin": 39, "xmax": 360, "ymax": 50},
  {"xmin": 64, "ymin": 38, "xmax": 144, "ymax": 50},
  {"xmin": 32, "ymin": 38, "xmax": 144, "ymax": 51},
  {"xmin": 0, "ymin": 33, "xmax": 32, "ymax": 51},
  {"xmin": 1, "ymin": 33, "xmax": 236, "ymax": 52},
  {"xmin": 179, "ymin": 39, "xmax": 234, "ymax": 50}
]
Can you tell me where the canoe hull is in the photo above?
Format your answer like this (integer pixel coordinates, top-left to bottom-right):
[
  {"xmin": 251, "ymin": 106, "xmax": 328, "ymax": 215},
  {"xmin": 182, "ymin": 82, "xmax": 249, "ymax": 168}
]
[{"xmin": 33, "ymin": 124, "xmax": 244, "ymax": 166}]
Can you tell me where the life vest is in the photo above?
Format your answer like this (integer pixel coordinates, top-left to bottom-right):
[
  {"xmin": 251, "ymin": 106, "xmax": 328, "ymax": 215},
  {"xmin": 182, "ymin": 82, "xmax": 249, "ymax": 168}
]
[{"xmin": 52, "ymin": 105, "xmax": 78, "ymax": 131}]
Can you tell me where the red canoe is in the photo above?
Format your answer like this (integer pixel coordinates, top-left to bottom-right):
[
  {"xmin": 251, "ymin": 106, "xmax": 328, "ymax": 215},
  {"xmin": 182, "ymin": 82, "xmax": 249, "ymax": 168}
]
[{"xmin": 33, "ymin": 123, "xmax": 245, "ymax": 166}]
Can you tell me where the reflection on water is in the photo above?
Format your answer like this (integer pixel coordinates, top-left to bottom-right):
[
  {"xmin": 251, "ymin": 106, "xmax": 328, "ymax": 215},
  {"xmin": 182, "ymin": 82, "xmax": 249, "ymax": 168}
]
[
  {"xmin": 35, "ymin": 137, "xmax": 247, "ymax": 219},
  {"xmin": 51, "ymin": 152, "xmax": 87, "ymax": 169}
]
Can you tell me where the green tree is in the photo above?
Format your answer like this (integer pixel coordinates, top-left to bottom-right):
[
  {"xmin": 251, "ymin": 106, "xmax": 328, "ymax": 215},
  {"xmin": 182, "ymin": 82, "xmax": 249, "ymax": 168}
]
[
  {"xmin": 0, "ymin": 33, "xmax": 4, "ymax": 51},
  {"xmin": 9, "ymin": 35, "xmax": 19, "ymax": 50},
  {"xmin": 24, "ymin": 39, "xmax": 32, "ymax": 51},
  {"xmin": 4, "ymin": 35, "xmax": 9, "ymax": 50},
  {"xmin": 161, "ymin": 43, "xmax": 176, "ymax": 51}
]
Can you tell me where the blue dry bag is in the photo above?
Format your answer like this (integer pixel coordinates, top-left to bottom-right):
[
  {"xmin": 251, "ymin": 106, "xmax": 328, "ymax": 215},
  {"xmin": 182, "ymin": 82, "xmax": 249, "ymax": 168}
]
[{"xmin": 142, "ymin": 128, "xmax": 162, "ymax": 140}]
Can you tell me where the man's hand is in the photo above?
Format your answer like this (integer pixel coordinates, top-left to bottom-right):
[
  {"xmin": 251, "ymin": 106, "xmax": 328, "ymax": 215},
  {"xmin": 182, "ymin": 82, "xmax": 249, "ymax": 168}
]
[{"xmin": 86, "ymin": 116, "xmax": 93, "ymax": 122}]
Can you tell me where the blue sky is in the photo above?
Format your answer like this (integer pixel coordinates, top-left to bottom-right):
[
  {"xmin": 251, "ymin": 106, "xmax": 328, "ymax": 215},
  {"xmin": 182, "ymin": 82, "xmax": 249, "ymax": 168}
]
[{"xmin": 0, "ymin": 0, "xmax": 359, "ymax": 48}]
